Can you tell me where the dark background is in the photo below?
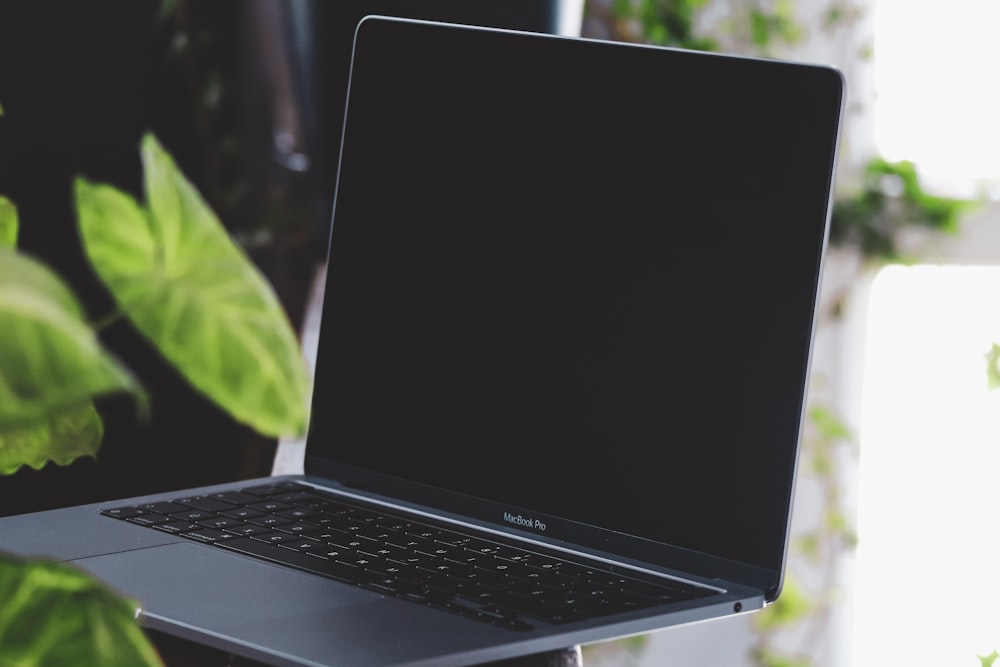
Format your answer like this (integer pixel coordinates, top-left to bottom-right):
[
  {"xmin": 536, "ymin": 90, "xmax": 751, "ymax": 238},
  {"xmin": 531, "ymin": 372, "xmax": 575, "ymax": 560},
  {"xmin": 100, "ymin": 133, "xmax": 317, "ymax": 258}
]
[{"xmin": 0, "ymin": 0, "xmax": 560, "ymax": 517}]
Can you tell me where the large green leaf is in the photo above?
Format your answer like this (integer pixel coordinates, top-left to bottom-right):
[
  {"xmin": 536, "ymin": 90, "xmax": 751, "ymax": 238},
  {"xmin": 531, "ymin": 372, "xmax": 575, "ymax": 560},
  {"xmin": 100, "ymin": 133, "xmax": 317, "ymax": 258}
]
[
  {"xmin": 75, "ymin": 133, "xmax": 310, "ymax": 437},
  {"xmin": 0, "ymin": 250, "xmax": 137, "ymax": 472},
  {"xmin": 0, "ymin": 404, "xmax": 103, "ymax": 475},
  {"xmin": 0, "ymin": 195, "xmax": 17, "ymax": 248},
  {"xmin": 0, "ymin": 553, "xmax": 163, "ymax": 666}
]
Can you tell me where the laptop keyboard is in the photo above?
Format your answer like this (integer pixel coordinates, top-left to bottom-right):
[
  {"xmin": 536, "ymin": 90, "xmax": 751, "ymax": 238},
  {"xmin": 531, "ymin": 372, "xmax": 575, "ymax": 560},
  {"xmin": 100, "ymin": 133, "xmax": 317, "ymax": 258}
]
[{"xmin": 101, "ymin": 481, "xmax": 715, "ymax": 632}]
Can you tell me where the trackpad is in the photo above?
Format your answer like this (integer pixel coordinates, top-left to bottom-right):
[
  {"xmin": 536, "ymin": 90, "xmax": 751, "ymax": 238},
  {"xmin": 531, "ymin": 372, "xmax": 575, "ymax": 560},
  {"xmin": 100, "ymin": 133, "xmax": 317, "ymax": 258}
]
[{"xmin": 74, "ymin": 542, "xmax": 379, "ymax": 630}]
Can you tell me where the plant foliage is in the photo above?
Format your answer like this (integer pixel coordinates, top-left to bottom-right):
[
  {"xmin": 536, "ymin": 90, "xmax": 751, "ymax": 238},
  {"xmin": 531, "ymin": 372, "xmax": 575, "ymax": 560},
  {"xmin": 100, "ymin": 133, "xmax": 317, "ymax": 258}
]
[
  {"xmin": 75, "ymin": 134, "xmax": 311, "ymax": 438},
  {"xmin": 830, "ymin": 158, "xmax": 972, "ymax": 262},
  {"xmin": 0, "ymin": 250, "xmax": 138, "ymax": 474},
  {"xmin": 986, "ymin": 344, "xmax": 1000, "ymax": 391},
  {"xmin": 611, "ymin": 0, "xmax": 718, "ymax": 50},
  {"xmin": 0, "ymin": 553, "xmax": 163, "ymax": 666},
  {"xmin": 0, "ymin": 195, "xmax": 17, "ymax": 248}
]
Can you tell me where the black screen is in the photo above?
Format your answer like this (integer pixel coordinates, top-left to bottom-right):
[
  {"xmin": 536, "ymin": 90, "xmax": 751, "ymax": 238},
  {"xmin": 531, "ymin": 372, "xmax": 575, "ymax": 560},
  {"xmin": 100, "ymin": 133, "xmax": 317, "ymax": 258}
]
[{"xmin": 308, "ymin": 18, "xmax": 843, "ymax": 580}]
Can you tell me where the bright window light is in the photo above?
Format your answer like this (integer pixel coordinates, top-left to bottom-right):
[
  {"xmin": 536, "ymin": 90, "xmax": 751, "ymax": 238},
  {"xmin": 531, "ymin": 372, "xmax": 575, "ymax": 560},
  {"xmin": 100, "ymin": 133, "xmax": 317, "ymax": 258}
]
[
  {"xmin": 873, "ymin": 0, "xmax": 1000, "ymax": 193},
  {"xmin": 853, "ymin": 265, "xmax": 1000, "ymax": 665}
]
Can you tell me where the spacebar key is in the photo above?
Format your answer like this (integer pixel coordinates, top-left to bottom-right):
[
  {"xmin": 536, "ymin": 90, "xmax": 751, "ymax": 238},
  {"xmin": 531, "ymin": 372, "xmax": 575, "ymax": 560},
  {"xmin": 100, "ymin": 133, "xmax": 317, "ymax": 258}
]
[{"xmin": 219, "ymin": 537, "xmax": 365, "ymax": 582}]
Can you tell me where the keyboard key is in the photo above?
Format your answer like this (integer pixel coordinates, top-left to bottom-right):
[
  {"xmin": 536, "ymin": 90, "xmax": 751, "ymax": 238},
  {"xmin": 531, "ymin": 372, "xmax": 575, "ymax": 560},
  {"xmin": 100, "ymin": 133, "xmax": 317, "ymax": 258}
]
[
  {"xmin": 183, "ymin": 528, "xmax": 235, "ymax": 543},
  {"xmin": 251, "ymin": 532, "xmax": 294, "ymax": 545},
  {"xmin": 210, "ymin": 491, "xmax": 261, "ymax": 505},
  {"xmin": 197, "ymin": 517, "xmax": 241, "ymax": 530},
  {"xmin": 279, "ymin": 539, "xmax": 323, "ymax": 555},
  {"xmin": 326, "ymin": 530, "xmax": 377, "ymax": 550},
  {"xmin": 463, "ymin": 539, "xmax": 501, "ymax": 555},
  {"xmin": 224, "ymin": 524, "xmax": 272, "ymax": 538},
  {"xmin": 270, "ymin": 491, "xmax": 316, "ymax": 504},
  {"xmin": 173, "ymin": 510, "xmax": 219, "ymax": 522},
  {"xmin": 126, "ymin": 514, "xmax": 171, "ymax": 527},
  {"xmin": 276, "ymin": 508, "xmax": 320, "ymax": 521},
  {"xmin": 137, "ymin": 501, "xmax": 189, "ymax": 515},
  {"xmin": 220, "ymin": 508, "xmax": 266, "ymax": 520},
  {"xmin": 154, "ymin": 520, "xmax": 202, "ymax": 534},
  {"xmin": 240, "ymin": 482, "xmax": 305, "ymax": 497},
  {"xmin": 246, "ymin": 515, "xmax": 294, "ymax": 528},
  {"xmin": 248, "ymin": 500, "xmax": 293, "ymax": 513},
  {"xmin": 101, "ymin": 506, "xmax": 146, "ymax": 519},
  {"xmin": 175, "ymin": 496, "xmax": 239, "ymax": 512}
]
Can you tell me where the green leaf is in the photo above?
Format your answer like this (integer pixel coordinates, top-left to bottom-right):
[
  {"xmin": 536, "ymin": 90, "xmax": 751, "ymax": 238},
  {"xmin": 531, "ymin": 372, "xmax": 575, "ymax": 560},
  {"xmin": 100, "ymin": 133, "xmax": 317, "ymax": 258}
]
[
  {"xmin": 825, "ymin": 508, "xmax": 851, "ymax": 534},
  {"xmin": 794, "ymin": 532, "xmax": 821, "ymax": 563},
  {"xmin": 0, "ymin": 404, "xmax": 103, "ymax": 475},
  {"xmin": 750, "ymin": 9, "xmax": 770, "ymax": 47},
  {"xmin": 0, "ymin": 196, "xmax": 17, "ymax": 248},
  {"xmin": 75, "ymin": 133, "xmax": 310, "ymax": 437},
  {"xmin": 809, "ymin": 405, "xmax": 852, "ymax": 441},
  {"xmin": 0, "ymin": 250, "xmax": 137, "ymax": 471},
  {"xmin": 986, "ymin": 343, "xmax": 1000, "ymax": 390},
  {"xmin": 979, "ymin": 650, "xmax": 999, "ymax": 667},
  {"xmin": 0, "ymin": 553, "xmax": 163, "ymax": 666}
]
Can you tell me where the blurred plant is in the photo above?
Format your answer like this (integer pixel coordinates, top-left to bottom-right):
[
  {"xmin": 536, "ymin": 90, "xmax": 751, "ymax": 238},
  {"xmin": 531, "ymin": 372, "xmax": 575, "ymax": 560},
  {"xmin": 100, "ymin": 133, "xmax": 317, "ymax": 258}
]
[
  {"xmin": 585, "ymin": 0, "xmax": 801, "ymax": 56},
  {"xmin": 0, "ymin": 132, "xmax": 311, "ymax": 664},
  {"xmin": 830, "ymin": 158, "xmax": 972, "ymax": 263},
  {"xmin": 0, "ymin": 552, "xmax": 164, "ymax": 666},
  {"xmin": 595, "ymin": 0, "xmax": 719, "ymax": 50}
]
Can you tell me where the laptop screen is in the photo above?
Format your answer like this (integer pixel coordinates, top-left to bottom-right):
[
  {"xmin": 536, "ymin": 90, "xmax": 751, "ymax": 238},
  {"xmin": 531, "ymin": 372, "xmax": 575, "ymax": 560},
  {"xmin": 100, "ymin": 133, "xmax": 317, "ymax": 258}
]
[{"xmin": 308, "ymin": 18, "xmax": 843, "ymax": 583}]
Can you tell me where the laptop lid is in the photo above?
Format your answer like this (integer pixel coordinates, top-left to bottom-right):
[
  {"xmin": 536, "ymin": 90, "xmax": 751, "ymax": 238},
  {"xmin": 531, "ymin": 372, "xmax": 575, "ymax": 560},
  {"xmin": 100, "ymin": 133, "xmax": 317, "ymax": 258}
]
[{"xmin": 306, "ymin": 16, "xmax": 843, "ymax": 601}]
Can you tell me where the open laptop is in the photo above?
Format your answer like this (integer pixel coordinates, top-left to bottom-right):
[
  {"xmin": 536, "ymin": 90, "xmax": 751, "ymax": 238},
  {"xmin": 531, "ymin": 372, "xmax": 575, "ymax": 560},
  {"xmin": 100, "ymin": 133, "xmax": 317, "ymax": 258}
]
[{"xmin": 0, "ymin": 16, "xmax": 843, "ymax": 667}]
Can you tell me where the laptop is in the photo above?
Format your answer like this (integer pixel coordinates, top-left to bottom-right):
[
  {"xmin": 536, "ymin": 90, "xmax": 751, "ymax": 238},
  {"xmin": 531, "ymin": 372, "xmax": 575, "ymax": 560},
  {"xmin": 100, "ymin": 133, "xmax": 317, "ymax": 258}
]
[{"xmin": 0, "ymin": 16, "xmax": 844, "ymax": 667}]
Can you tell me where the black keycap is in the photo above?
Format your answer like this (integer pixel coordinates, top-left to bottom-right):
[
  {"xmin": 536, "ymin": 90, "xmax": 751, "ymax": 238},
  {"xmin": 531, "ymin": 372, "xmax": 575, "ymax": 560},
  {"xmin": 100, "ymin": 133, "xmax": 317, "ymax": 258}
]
[
  {"xmin": 101, "ymin": 506, "xmax": 145, "ymax": 519},
  {"xmin": 248, "ymin": 500, "xmax": 292, "ymax": 513},
  {"xmin": 175, "ymin": 496, "xmax": 239, "ymax": 512},
  {"xmin": 276, "ymin": 508, "xmax": 320, "ymax": 521},
  {"xmin": 270, "ymin": 491, "xmax": 315, "ymax": 504},
  {"xmin": 240, "ymin": 482, "xmax": 304, "ymax": 497},
  {"xmin": 197, "ymin": 517, "xmax": 241, "ymax": 530},
  {"xmin": 224, "ymin": 524, "xmax": 271, "ymax": 538},
  {"xmin": 210, "ymin": 491, "xmax": 261, "ymax": 506},
  {"xmin": 220, "ymin": 508, "xmax": 266, "ymax": 520},
  {"xmin": 464, "ymin": 539, "xmax": 501, "ymax": 555},
  {"xmin": 137, "ymin": 501, "xmax": 189, "ymax": 515},
  {"xmin": 173, "ymin": 510, "xmax": 219, "ymax": 522},
  {"xmin": 275, "ymin": 521, "xmax": 322, "ymax": 536},
  {"xmin": 154, "ymin": 521, "xmax": 202, "ymax": 534},
  {"xmin": 183, "ymin": 528, "xmax": 235, "ymax": 543},
  {"xmin": 326, "ymin": 530, "xmax": 377, "ymax": 551},
  {"xmin": 246, "ymin": 515, "xmax": 293, "ymax": 528},
  {"xmin": 127, "ymin": 514, "xmax": 170, "ymax": 527},
  {"xmin": 279, "ymin": 539, "xmax": 323, "ymax": 555}
]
